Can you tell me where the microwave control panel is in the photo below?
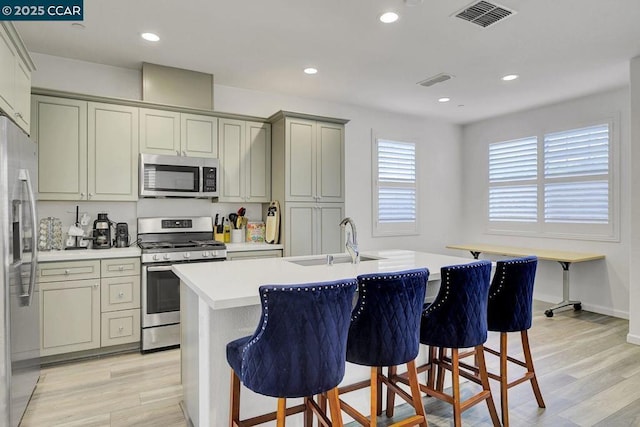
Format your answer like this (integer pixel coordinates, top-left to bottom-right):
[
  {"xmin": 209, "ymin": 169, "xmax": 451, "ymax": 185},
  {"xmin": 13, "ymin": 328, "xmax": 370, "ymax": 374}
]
[{"xmin": 203, "ymin": 167, "xmax": 217, "ymax": 192}]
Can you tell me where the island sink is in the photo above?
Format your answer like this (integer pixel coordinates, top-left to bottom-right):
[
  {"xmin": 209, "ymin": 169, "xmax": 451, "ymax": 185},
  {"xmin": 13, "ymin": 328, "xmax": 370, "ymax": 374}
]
[{"xmin": 289, "ymin": 255, "xmax": 383, "ymax": 266}]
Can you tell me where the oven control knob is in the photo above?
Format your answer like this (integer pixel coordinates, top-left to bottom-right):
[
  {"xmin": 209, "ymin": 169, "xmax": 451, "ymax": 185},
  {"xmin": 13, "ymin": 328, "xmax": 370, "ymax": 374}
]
[
  {"xmin": 184, "ymin": 252, "xmax": 191, "ymax": 259},
  {"xmin": 163, "ymin": 254, "xmax": 171, "ymax": 260},
  {"xmin": 203, "ymin": 251, "xmax": 210, "ymax": 258},
  {"xmin": 152, "ymin": 254, "xmax": 160, "ymax": 261}
]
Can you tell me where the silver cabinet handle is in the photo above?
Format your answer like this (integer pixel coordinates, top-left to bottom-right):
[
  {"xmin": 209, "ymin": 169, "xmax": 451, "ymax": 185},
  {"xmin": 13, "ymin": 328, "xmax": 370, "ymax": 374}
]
[
  {"xmin": 118, "ymin": 265, "xmax": 124, "ymax": 271},
  {"xmin": 118, "ymin": 291, "xmax": 125, "ymax": 298},
  {"xmin": 182, "ymin": 150, "xmax": 186, "ymax": 156},
  {"xmin": 176, "ymin": 150, "xmax": 180, "ymax": 156},
  {"xmin": 88, "ymin": 193, "xmax": 94, "ymax": 199},
  {"xmin": 15, "ymin": 112, "xmax": 23, "ymax": 118},
  {"xmin": 93, "ymin": 283, "xmax": 99, "ymax": 288},
  {"xmin": 65, "ymin": 269, "xmax": 70, "ymax": 275},
  {"xmin": 80, "ymin": 192, "xmax": 85, "ymax": 199}
]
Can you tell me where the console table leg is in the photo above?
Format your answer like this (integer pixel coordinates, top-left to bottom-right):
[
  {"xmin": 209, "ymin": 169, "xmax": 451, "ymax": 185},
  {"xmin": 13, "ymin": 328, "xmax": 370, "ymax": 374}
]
[{"xmin": 544, "ymin": 262, "xmax": 582, "ymax": 317}]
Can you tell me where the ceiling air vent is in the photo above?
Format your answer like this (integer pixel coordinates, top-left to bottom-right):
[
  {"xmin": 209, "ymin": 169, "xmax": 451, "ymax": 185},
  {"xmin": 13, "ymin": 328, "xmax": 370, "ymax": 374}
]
[
  {"xmin": 454, "ymin": 1, "xmax": 515, "ymax": 28},
  {"xmin": 417, "ymin": 73, "xmax": 453, "ymax": 88}
]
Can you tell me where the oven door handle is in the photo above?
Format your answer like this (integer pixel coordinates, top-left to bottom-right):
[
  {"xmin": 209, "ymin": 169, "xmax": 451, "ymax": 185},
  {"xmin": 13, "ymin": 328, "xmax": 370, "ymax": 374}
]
[{"xmin": 146, "ymin": 266, "xmax": 174, "ymax": 272}]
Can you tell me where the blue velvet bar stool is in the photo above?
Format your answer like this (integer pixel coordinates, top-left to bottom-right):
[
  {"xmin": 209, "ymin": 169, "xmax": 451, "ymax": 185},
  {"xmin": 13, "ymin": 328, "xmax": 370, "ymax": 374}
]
[
  {"xmin": 405, "ymin": 261, "xmax": 501, "ymax": 427},
  {"xmin": 483, "ymin": 256, "xmax": 545, "ymax": 426},
  {"xmin": 226, "ymin": 278, "xmax": 357, "ymax": 427},
  {"xmin": 337, "ymin": 269, "xmax": 430, "ymax": 427}
]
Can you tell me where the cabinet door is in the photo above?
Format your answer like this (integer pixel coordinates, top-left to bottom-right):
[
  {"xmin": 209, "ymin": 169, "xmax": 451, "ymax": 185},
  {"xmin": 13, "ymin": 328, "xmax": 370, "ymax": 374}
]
[
  {"xmin": 139, "ymin": 108, "xmax": 180, "ymax": 155},
  {"xmin": 219, "ymin": 118, "xmax": 245, "ymax": 202},
  {"xmin": 181, "ymin": 113, "xmax": 218, "ymax": 158},
  {"xmin": 88, "ymin": 102, "xmax": 139, "ymax": 201},
  {"xmin": 246, "ymin": 121, "xmax": 271, "ymax": 202},
  {"xmin": 318, "ymin": 204, "xmax": 345, "ymax": 255},
  {"xmin": 286, "ymin": 203, "xmax": 315, "ymax": 256},
  {"xmin": 286, "ymin": 119, "xmax": 316, "ymax": 201},
  {"xmin": 40, "ymin": 279, "xmax": 100, "ymax": 356},
  {"xmin": 316, "ymin": 122, "xmax": 344, "ymax": 202},
  {"xmin": 0, "ymin": 25, "xmax": 15, "ymax": 114},
  {"xmin": 32, "ymin": 96, "xmax": 88, "ymax": 200},
  {"xmin": 13, "ymin": 59, "xmax": 31, "ymax": 132}
]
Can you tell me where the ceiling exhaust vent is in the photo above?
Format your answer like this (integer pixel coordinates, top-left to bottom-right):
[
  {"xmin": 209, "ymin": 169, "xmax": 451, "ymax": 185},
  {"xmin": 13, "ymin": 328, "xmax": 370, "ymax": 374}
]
[
  {"xmin": 417, "ymin": 73, "xmax": 454, "ymax": 88},
  {"xmin": 453, "ymin": 1, "xmax": 515, "ymax": 28}
]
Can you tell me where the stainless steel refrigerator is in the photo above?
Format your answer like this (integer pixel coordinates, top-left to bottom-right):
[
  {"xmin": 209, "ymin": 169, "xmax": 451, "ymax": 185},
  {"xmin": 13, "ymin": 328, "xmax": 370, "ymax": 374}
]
[{"xmin": 0, "ymin": 116, "xmax": 39, "ymax": 427}]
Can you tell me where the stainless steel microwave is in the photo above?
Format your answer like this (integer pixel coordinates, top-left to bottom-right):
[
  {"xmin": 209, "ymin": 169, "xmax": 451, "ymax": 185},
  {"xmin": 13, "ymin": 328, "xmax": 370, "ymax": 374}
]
[{"xmin": 139, "ymin": 153, "xmax": 219, "ymax": 198}]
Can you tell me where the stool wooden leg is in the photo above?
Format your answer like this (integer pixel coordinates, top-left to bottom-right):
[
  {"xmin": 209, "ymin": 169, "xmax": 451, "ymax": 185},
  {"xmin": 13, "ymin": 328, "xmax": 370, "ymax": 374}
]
[
  {"xmin": 303, "ymin": 397, "xmax": 313, "ymax": 427},
  {"xmin": 277, "ymin": 398, "xmax": 286, "ymax": 427},
  {"xmin": 426, "ymin": 346, "xmax": 437, "ymax": 390},
  {"xmin": 327, "ymin": 387, "xmax": 344, "ymax": 427},
  {"xmin": 386, "ymin": 366, "xmax": 397, "ymax": 417},
  {"xmin": 229, "ymin": 370, "xmax": 240, "ymax": 427},
  {"xmin": 407, "ymin": 359, "xmax": 429, "ymax": 427},
  {"xmin": 522, "ymin": 330, "xmax": 546, "ymax": 408},
  {"xmin": 376, "ymin": 366, "xmax": 384, "ymax": 416},
  {"xmin": 451, "ymin": 348, "xmax": 462, "ymax": 427},
  {"xmin": 436, "ymin": 347, "xmax": 446, "ymax": 393},
  {"xmin": 370, "ymin": 367, "xmax": 378, "ymax": 426},
  {"xmin": 475, "ymin": 345, "xmax": 501, "ymax": 427},
  {"xmin": 500, "ymin": 333, "xmax": 509, "ymax": 427}
]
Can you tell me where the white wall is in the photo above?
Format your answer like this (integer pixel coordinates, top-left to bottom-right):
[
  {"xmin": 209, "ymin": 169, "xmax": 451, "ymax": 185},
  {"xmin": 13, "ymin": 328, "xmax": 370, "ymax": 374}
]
[
  {"xmin": 628, "ymin": 57, "xmax": 640, "ymax": 343},
  {"xmin": 30, "ymin": 53, "xmax": 463, "ymax": 254},
  {"xmin": 460, "ymin": 88, "xmax": 631, "ymax": 318}
]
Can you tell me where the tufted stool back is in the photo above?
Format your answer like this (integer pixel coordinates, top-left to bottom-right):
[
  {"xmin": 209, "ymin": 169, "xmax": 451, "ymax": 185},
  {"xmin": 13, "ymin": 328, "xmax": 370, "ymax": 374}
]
[
  {"xmin": 487, "ymin": 256, "xmax": 537, "ymax": 332},
  {"xmin": 420, "ymin": 260, "xmax": 492, "ymax": 349},
  {"xmin": 347, "ymin": 268, "xmax": 429, "ymax": 367},
  {"xmin": 226, "ymin": 279, "xmax": 357, "ymax": 398}
]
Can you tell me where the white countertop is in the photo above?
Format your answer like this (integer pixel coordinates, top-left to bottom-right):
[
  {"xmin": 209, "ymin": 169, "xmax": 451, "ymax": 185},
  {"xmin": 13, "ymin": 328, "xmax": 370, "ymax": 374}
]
[
  {"xmin": 38, "ymin": 247, "xmax": 141, "ymax": 262},
  {"xmin": 173, "ymin": 249, "xmax": 478, "ymax": 311},
  {"xmin": 225, "ymin": 242, "xmax": 283, "ymax": 252}
]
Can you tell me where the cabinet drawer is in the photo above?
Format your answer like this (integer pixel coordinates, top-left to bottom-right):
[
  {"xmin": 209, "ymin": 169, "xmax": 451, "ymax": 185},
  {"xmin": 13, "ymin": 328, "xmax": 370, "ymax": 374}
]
[
  {"xmin": 101, "ymin": 309, "xmax": 141, "ymax": 347},
  {"xmin": 227, "ymin": 249, "xmax": 283, "ymax": 260},
  {"xmin": 101, "ymin": 258, "xmax": 140, "ymax": 278},
  {"xmin": 101, "ymin": 275, "xmax": 141, "ymax": 312},
  {"xmin": 38, "ymin": 260, "xmax": 100, "ymax": 283}
]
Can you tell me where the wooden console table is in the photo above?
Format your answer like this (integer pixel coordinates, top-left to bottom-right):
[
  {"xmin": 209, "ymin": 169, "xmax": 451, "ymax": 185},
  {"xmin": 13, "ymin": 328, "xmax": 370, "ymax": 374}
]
[{"xmin": 446, "ymin": 243, "xmax": 605, "ymax": 317}]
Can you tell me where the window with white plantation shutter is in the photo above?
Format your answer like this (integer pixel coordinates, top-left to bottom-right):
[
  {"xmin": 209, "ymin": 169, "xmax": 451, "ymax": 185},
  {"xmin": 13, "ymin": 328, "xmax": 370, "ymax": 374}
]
[
  {"xmin": 488, "ymin": 137, "xmax": 538, "ymax": 222},
  {"xmin": 487, "ymin": 121, "xmax": 616, "ymax": 240},
  {"xmin": 543, "ymin": 124, "xmax": 610, "ymax": 224},
  {"xmin": 373, "ymin": 138, "xmax": 418, "ymax": 236}
]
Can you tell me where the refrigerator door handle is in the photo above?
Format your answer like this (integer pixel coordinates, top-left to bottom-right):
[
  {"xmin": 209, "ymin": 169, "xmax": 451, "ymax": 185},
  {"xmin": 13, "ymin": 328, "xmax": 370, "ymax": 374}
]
[{"xmin": 18, "ymin": 168, "xmax": 38, "ymax": 306}]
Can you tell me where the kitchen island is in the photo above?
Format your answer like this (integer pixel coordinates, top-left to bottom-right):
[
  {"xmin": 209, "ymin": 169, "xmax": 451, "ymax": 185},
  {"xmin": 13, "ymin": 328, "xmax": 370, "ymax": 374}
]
[{"xmin": 174, "ymin": 250, "xmax": 478, "ymax": 426}]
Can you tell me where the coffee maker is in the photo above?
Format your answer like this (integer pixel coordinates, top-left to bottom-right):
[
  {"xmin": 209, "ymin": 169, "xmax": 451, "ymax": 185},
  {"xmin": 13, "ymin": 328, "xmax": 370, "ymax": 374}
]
[{"xmin": 92, "ymin": 213, "xmax": 113, "ymax": 249}]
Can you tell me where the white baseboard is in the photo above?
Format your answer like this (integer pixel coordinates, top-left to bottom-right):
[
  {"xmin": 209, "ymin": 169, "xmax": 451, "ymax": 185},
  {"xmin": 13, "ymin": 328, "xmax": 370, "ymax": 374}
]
[{"xmin": 626, "ymin": 333, "xmax": 640, "ymax": 346}]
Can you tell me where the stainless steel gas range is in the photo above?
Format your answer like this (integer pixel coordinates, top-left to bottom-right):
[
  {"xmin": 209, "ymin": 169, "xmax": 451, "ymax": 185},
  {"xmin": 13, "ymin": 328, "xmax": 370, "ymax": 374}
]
[{"xmin": 138, "ymin": 216, "xmax": 226, "ymax": 352}]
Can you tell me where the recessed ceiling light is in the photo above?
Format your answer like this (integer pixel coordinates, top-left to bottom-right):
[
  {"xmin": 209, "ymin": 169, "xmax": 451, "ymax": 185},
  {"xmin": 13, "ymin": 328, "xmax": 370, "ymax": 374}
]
[
  {"xmin": 304, "ymin": 67, "xmax": 318, "ymax": 75},
  {"xmin": 379, "ymin": 12, "xmax": 399, "ymax": 23},
  {"xmin": 438, "ymin": 97, "xmax": 451, "ymax": 103},
  {"xmin": 141, "ymin": 32, "xmax": 160, "ymax": 42},
  {"xmin": 502, "ymin": 74, "xmax": 519, "ymax": 81}
]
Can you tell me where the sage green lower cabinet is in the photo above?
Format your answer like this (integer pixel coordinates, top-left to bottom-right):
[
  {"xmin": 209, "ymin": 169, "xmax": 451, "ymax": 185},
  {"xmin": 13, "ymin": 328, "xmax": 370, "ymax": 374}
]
[
  {"xmin": 40, "ymin": 279, "xmax": 101, "ymax": 356},
  {"xmin": 38, "ymin": 257, "xmax": 141, "ymax": 357}
]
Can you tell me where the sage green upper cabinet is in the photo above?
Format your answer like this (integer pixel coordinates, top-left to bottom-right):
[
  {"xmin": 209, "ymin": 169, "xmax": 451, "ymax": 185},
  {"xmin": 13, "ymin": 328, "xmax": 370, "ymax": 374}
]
[
  {"xmin": 139, "ymin": 108, "xmax": 218, "ymax": 158},
  {"xmin": 32, "ymin": 96, "xmax": 88, "ymax": 200},
  {"xmin": 282, "ymin": 118, "xmax": 344, "ymax": 203},
  {"xmin": 87, "ymin": 102, "xmax": 139, "ymax": 201},
  {"xmin": 0, "ymin": 23, "xmax": 35, "ymax": 134},
  {"xmin": 219, "ymin": 119, "xmax": 271, "ymax": 202},
  {"xmin": 33, "ymin": 95, "xmax": 139, "ymax": 201},
  {"xmin": 181, "ymin": 113, "xmax": 218, "ymax": 158}
]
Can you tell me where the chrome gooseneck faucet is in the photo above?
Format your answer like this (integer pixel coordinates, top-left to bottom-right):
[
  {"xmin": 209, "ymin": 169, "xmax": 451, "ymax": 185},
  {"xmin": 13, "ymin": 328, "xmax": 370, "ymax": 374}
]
[{"xmin": 339, "ymin": 217, "xmax": 359, "ymax": 264}]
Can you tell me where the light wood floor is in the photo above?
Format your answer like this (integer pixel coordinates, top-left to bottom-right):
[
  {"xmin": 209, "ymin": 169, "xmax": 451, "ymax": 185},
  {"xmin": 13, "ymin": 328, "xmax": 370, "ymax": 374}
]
[{"xmin": 21, "ymin": 301, "xmax": 640, "ymax": 426}]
